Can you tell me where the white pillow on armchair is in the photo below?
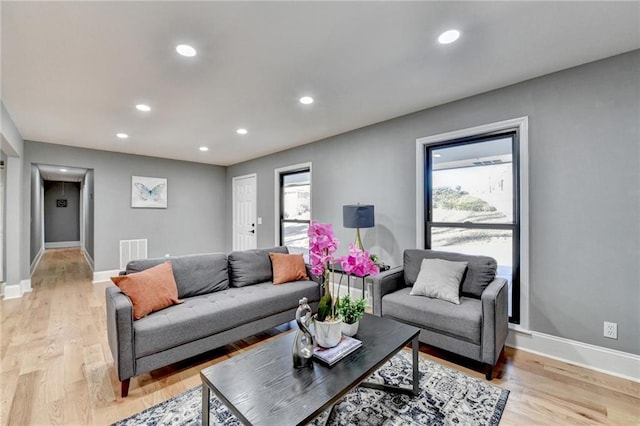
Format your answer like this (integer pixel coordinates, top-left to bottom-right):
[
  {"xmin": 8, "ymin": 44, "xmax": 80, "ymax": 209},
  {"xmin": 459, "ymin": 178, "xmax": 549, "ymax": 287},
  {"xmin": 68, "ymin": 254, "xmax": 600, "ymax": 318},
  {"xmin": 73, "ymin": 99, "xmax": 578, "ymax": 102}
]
[{"xmin": 410, "ymin": 258, "xmax": 468, "ymax": 304}]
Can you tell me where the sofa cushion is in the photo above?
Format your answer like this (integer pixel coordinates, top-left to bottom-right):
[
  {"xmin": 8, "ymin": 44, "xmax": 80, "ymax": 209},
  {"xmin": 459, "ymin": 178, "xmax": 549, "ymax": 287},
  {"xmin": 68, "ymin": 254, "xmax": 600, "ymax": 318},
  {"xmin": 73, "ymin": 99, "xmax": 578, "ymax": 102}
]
[
  {"xmin": 111, "ymin": 261, "xmax": 182, "ymax": 320},
  {"xmin": 228, "ymin": 246, "xmax": 288, "ymax": 287},
  {"xmin": 382, "ymin": 287, "xmax": 482, "ymax": 344},
  {"xmin": 269, "ymin": 252, "xmax": 309, "ymax": 284},
  {"xmin": 403, "ymin": 249, "xmax": 496, "ymax": 298},
  {"xmin": 410, "ymin": 258, "xmax": 468, "ymax": 304},
  {"xmin": 133, "ymin": 280, "xmax": 319, "ymax": 357},
  {"xmin": 126, "ymin": 253, "xmax": 229, "ymax": 299}
]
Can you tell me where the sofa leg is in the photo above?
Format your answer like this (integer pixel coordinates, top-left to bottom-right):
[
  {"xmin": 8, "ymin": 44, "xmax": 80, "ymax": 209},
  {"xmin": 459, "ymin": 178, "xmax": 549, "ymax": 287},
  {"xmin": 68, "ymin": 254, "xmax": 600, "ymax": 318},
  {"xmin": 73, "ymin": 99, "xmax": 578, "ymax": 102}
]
[
  {"xmin": 121, "ymin": 379, "xmax": 130, "ymax": 398},
  {"xmin": 485, "ymin": 365, "xmax": 493, "ymax": 381}
]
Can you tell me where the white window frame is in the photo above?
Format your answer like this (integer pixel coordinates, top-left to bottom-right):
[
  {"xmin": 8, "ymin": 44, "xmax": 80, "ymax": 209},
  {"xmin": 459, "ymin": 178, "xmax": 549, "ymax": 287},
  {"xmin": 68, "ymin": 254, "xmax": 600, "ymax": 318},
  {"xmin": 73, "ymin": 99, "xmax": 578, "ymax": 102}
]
[
  {"xmin": 416, "ymin": 117, "xmax": 530, "ymax": 330},
  {"xmin": 274, "ymin": 162, "xmax": 312, "ymax": 246}
]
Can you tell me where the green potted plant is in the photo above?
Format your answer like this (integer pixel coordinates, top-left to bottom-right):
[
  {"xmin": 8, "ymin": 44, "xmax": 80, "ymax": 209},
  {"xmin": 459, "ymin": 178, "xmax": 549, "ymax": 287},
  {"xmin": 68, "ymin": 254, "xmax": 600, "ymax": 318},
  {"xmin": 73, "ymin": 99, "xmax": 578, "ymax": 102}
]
[{"xmin": 337, "ymin": 295, "xmax": 366, "ymax": 336}]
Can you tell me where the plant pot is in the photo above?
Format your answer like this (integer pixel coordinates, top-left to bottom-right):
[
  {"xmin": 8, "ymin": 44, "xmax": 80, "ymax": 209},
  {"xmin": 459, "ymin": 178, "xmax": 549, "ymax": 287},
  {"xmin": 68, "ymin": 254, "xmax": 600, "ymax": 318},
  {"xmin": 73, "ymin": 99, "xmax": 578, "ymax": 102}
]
[
  {"xmin": 313, "ymin": 317, "xmax": 343, "ymax": 348},
  {"xmin": 341, "ymin": 320, "xmax": 359, "ymax": 337}
]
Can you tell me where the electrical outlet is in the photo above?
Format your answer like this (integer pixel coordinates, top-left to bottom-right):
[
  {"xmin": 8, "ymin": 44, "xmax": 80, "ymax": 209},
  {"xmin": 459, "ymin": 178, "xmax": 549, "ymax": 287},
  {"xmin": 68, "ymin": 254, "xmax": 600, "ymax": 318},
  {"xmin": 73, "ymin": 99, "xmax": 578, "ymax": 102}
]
[{"xmin": 604, "ymin": 321, "xmax": 617, "ymax": 339}]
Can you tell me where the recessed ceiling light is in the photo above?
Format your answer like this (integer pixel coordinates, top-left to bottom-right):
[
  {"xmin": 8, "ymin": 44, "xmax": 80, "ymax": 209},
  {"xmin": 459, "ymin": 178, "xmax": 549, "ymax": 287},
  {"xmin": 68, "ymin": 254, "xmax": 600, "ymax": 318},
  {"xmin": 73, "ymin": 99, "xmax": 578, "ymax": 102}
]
[
  {"xmin": 136, "ymin": 104, "xmax": 151, "ymax": 112},
  {"xmin": 299, "ymin": 96, "xmax": 314, "ymax": 105},
  {"xmin": 236, "ymin": 128, "xmax": 248, "ymax": 135},
  {"xmin": 199, "ymin": 146, "xmax": 209, "ymax": 152},
  {"xmin": 60, "ymin": 168, "xmax": 68, "ymax": 172},
  {"xmin": 438, "ymin": 29, "xmax": 461, "ymax": 44},
  {"xmin": 433, "ymin": 154, "xmax": 441, "ymax": 158},
  {"xmin": 176, "ymin": 44, "xmax": 197, "ymax": 57},
  {"xmin": 116, "ymin": 133, "xmax": 129, "ymax": 139}
]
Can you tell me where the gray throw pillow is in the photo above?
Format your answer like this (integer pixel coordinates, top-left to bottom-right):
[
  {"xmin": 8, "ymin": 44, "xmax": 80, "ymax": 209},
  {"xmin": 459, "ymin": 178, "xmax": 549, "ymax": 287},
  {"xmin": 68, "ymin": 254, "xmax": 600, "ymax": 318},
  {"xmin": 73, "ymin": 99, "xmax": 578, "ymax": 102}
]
[{"xmin": 410, "ymin": 258, "xmax": 468, "ymax": 304}]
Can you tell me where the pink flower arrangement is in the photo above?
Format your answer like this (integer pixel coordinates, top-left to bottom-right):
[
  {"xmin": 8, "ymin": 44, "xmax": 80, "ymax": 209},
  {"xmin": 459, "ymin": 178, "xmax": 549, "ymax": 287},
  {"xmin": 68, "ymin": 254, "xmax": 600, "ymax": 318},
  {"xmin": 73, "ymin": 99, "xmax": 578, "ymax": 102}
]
[
  {"xmin": 308, "ymin": 221, "xmax": 339, "ymax": 277},
  {"xmin": 336, "ymin": 243, "xmax": 380, "ymax": 277}
]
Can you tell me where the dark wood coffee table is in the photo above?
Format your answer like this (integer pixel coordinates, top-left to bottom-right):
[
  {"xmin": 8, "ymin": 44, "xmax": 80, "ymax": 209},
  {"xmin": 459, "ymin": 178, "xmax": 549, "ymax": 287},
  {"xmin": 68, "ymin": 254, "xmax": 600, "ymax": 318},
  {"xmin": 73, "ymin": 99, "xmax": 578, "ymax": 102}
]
[{"xmin": 200, "ymin": 314, "xmax": 420, "ymax": 425}]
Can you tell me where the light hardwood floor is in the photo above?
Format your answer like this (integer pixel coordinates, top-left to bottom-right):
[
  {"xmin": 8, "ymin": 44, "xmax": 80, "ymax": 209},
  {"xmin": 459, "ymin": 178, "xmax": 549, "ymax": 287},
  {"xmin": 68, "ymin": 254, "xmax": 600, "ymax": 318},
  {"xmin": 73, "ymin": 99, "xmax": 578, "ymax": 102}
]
[{"xmin": 1, "ymin": 248, "xmax": 638, "ymax": 425}]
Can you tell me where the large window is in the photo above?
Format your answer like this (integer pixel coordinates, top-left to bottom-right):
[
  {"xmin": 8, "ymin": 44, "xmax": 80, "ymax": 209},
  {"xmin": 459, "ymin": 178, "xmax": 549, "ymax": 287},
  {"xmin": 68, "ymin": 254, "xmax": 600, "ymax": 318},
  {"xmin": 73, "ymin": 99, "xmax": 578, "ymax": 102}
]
[
  {"xmin": 425, "ymin": 131, "xmax": 521, "ymax": 323},
  {"xmin": 279, "ymin": 168, "xmax": 311, "ymax": 258}
]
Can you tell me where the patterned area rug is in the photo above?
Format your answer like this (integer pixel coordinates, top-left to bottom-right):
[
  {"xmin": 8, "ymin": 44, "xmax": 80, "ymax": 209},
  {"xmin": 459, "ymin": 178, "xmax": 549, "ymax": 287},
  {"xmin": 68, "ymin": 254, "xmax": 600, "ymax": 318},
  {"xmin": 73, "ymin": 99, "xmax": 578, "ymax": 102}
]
[{"xmin": 114, "ymin": 350, "xmax": 509, "ymax": 425}]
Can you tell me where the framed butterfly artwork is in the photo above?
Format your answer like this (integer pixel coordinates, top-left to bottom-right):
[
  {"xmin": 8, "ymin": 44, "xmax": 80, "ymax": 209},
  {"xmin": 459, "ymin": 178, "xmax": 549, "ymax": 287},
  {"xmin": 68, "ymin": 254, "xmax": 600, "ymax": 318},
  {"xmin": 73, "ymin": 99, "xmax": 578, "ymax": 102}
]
[{"xmin": 131, "ymin": 176, "xmax": 168, "ymax": 208}]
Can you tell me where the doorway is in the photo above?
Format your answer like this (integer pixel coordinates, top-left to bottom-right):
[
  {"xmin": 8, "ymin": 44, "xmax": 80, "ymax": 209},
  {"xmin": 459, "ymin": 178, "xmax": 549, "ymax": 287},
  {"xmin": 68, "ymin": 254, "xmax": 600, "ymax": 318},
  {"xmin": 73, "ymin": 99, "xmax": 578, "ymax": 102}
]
[
  {"xmin": 232, "ymin": 173, "xmax": 257, "ymax": 251},
  {"xmin": 0, "ymin": 153, "xmax": 6, "ymax": 284},
  {"xmin": 32, "ymin": 164, "xmax": 93, "ymax": 271}
]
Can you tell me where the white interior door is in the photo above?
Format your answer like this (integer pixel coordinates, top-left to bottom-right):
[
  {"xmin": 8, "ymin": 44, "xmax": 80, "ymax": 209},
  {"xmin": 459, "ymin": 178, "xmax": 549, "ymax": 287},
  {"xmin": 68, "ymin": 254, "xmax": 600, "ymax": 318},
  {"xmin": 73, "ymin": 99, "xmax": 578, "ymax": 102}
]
[{"xmin": 232, "ymin": 174, "xmax": 257, "ymax": 251}]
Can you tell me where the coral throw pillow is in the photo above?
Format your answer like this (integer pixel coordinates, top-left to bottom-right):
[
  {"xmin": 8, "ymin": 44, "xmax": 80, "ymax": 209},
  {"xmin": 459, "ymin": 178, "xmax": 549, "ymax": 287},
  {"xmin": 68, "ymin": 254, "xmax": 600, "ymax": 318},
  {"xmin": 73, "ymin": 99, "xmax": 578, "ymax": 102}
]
[
  {"xmin": 269, "ymin": 252, "xmax": 309, "ymax": 284},
  {"xmin": 111, "ymin": 261, "xmax": 183, "ymax": 320}
]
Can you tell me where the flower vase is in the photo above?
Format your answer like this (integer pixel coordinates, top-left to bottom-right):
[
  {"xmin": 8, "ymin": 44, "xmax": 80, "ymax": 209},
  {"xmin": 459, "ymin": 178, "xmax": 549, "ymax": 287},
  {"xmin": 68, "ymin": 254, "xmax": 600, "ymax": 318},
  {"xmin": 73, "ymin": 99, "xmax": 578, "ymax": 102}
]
[
  {"xmin": 313, "ymin": 316, "xmax": 343, "ymax": 348},
  {"xmin": 342, "ymin": 320, "xmax": 359, "ymax": 337}
]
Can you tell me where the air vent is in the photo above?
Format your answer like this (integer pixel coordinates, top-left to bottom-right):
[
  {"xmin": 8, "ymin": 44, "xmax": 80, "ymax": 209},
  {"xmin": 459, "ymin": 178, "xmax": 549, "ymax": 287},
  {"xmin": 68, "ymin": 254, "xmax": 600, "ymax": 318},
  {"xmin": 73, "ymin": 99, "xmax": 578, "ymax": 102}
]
[{"xmin": 119, "ymin": 239, "xmax": 148, "ymax": 270}]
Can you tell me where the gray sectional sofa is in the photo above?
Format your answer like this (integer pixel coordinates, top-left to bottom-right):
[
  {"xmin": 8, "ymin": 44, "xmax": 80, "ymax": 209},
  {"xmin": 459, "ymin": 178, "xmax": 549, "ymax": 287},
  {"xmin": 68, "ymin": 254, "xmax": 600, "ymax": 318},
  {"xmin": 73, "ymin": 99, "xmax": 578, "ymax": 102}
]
[
  {"xmin": 371, "ymin": 249, "xmax": 508, "ymax": 379},
  {"xmin": 106, "ymin": 246, "xmax": 320, "ymax": 397}
]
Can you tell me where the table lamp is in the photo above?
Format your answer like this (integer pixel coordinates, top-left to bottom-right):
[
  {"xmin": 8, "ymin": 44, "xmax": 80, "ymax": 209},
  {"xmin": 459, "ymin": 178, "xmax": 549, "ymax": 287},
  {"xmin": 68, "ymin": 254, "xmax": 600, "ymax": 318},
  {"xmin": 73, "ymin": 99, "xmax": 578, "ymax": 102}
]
[{"xmin": 343, "ymin": 204, "xmax": 374, "ymax": 251}]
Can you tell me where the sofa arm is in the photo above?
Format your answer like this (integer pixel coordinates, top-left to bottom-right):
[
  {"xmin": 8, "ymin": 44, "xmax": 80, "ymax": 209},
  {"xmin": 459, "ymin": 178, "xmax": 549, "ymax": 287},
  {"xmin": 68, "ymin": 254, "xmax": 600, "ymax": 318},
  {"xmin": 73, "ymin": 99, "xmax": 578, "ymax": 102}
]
[
  {"xmin": 480, "ymin": 277, "xmax": 509, "ymax": 366},
  {"xmin": 105, "ymin": 286, "xmax": 135, "ymax": 382},
  {"xmin": 370, "ymin": 267, "xmax": 405, "ymax": 316}
]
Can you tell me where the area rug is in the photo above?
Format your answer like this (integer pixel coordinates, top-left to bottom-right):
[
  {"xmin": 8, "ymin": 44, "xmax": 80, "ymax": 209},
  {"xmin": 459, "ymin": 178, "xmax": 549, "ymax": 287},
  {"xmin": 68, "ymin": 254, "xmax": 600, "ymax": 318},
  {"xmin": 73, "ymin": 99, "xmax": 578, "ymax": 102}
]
[{"xmin": 114, "ymin": 350, "xmax": 509, "ymax": 425}]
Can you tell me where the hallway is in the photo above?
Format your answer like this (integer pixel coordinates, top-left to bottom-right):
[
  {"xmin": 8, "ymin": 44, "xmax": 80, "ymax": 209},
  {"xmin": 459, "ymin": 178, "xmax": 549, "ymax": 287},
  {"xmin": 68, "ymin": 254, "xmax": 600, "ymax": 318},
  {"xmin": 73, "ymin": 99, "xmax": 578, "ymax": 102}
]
[{"xmin": 1, "ymin": 248, "xmax": 113, "ymax": 425}]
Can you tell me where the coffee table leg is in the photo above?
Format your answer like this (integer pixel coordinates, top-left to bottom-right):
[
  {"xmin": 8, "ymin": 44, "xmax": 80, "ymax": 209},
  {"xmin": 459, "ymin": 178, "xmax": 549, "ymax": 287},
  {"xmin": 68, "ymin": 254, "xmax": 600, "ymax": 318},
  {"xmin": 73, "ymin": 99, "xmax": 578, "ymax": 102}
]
[
  {"xmin": 359, "ymin": 335, "xmax": 421, "ymax": 397},
  {"xmin": 202, "ymin": 384, "xmax": 210, "ymax": 426},
  {"xmin": 412, "ymin": 334, "xmax": 419, "ymax": 396}
]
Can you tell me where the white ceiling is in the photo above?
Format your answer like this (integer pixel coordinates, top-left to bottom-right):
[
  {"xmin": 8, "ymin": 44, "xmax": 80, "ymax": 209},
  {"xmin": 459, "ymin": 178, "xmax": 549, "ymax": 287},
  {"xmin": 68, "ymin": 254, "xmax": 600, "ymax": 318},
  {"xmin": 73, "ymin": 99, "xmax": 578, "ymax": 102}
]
[{"xmin": 2, "ymin": 1, "xmax": 639, "ymax": 166}]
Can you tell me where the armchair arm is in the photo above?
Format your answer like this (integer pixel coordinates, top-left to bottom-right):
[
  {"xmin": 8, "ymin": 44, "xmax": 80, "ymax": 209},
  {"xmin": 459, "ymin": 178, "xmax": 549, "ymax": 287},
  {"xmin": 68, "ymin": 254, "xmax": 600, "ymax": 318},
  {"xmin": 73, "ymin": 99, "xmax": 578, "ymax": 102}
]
[
  {"xmin": 105, "ymin": 286, "xmax": 135, "ymax": 381},
  {"xmin": 370, "ymin": 267, "xmax": 405, "ymax": 316},
  {"xmin": 481, "ymin": 277, "xmax": 509, "ymax": 366}
]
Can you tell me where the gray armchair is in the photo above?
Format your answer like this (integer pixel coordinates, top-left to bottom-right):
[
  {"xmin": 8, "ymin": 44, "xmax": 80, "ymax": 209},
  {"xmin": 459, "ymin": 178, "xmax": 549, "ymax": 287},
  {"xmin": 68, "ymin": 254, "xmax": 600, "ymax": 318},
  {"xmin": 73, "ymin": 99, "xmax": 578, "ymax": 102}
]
[{"xmin": 371, "ymin": 249, "xmax": 508, "ymax": 379}]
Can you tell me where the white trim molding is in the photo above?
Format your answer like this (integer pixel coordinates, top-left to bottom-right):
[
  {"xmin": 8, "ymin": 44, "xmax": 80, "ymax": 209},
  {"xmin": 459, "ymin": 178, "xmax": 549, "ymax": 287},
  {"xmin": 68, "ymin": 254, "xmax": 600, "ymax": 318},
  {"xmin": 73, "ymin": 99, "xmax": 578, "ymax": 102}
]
[
  {"xmin": 507, "ymin": 327, "xmax": 640, "ymax": 383},
  {"xmin": 3, "ymin": 279, "xmax": 32, "ymax": 299},
  {"xmin": 30, "ymin": 247, "xmax": 44, "ymax": 276},
  {"xmin": 82, "ymin": 247, "xmax": 95, "ymax": 271},
  {"xmin": 92, "ymin": 269, "xmax": 121, "ymax": 284},
  {"xmin": 416, "ymin": 116, "xmax": 530, "ymax": 329},
  {"xmin": 45, "ymin": 241, "xmax": 81, "ymax": 249},
  {"xmin": 273, "ymin": 162, "xmax": 312, "ymax": 246}
]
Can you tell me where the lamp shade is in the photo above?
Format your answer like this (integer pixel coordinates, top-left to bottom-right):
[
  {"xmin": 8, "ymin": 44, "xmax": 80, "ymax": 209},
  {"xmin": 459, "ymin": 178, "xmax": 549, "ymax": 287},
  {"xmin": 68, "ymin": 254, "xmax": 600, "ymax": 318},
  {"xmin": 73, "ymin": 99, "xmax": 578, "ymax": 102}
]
[{"xmin": 343, "ymin": 205, "xmax": 375, "ymax": 229}]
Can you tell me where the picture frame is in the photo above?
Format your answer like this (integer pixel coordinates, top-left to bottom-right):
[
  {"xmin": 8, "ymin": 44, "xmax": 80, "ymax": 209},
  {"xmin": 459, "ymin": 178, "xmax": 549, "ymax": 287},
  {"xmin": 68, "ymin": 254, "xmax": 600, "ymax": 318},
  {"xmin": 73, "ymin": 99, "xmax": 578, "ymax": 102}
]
[{"xmin": 131, "ymin": 176, "xmax": 167, "ymax": 208}]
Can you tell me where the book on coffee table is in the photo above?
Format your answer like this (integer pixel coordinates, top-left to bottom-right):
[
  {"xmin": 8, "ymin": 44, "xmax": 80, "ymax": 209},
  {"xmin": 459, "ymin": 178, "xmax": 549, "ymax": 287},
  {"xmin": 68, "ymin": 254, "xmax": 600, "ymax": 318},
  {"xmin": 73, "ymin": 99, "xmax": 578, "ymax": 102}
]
[{"xmin": 313, "ymin": 335, "xmax": 362, "ymax": 366}]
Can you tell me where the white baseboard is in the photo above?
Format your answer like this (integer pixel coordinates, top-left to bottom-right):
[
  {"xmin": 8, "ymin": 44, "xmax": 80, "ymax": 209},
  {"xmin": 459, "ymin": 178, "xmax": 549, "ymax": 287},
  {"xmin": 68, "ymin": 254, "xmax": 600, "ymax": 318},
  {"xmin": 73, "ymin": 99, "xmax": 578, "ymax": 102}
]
[
  {"xmin": 92, "ymin": 269, "xmax": 121, "ymax": 284},
  {"xmin": 507, "ymin": 327, "xmax": 640, "ymax": 383},
  {"xmin": 45, "ymin": 241, "xmax": 81, "ymax": 249},
  {"xmin": 3, "ymin": 279, "xmax": 32, "ymax": 300},
  {"xmin": 82, "ymin": 248, "xmax": 95, "ymax": 271},
  {"xmin": 30, "ymin": 247, "xmax": 44, "ymax": 275}
]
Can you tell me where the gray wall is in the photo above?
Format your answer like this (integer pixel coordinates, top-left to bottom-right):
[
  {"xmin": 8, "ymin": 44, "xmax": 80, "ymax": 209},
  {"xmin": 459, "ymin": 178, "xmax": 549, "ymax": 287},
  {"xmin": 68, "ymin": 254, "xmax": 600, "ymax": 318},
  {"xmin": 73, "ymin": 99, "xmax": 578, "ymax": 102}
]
[
  {"xmin": 1, "ymin": 151, "xmax": 6, "ymax": 281},
  {"xmin": 226, "ymin": 51, "xmax": 640, "ymax": 354},
  {"xmin": 2, "ymin": 102, "xmax": 24, "ymax": 287},
  {"xmin": 29, "ymin": 165, "xmax": 43, "ymax": 262},
  {"xmin": 44, "ymin": 181, "xmax": 80, "ymax": 243},
  {"xmin": 22, "ymin": 142, "xmax": 227, "ymax": 273},
  {"xmin": 83, "ymin": 169, "xmax": 95, "ymax": 262}
]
